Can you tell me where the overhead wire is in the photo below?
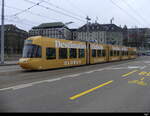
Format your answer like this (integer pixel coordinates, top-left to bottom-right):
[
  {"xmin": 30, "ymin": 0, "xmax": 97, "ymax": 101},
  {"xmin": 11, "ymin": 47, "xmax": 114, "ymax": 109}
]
[
  {"xmin": 121, "ymin": 0, "xmax": 150, "ymax": 26},
  {"xmin": 2, "ymin": 3, "xmax": 59, "ymax": 21},
  {"xmin": 41, "ymin": 0, "xmax": 86, "ymax": 19},
  {"xmin": 24, "ymin": 0, "xmax": 86, "ymax": 23},
  {"xmin": 109, "ymin": 0, "xmax": 143, "ymax": 27},
  {"xmin": 11, "ymin": 1, "xmax": 43, "ymax": 16}
]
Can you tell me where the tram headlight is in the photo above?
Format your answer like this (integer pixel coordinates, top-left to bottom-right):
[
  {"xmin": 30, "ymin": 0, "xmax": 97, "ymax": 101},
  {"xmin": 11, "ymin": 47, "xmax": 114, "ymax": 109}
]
[{"xmin": 19, "ymin": 59, "xmax": 29, "ymax": 63}]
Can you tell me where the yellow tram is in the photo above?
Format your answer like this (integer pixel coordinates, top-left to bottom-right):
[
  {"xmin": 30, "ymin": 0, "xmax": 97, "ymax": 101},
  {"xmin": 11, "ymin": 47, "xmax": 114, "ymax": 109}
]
[
  {"xmin": 89, "ymin": 43, "xmax": 108, "ymax": 64},
  {"xmin": 121, "ymin": 46, "xmax": 129, "ymax": 60},
  {"xmin": 128, "ymin": 47, "xmax": 137, "ymax": 59},
  {"xmin": 19, "ymin": 36, "xmax": 87, "ymax": 70},
  {"xmin": 108, "ymin": 45, "xmax": 121, "ymax": 62},
  {"xmin": 19, "ymin": 36, "xmax": 137, "ymax": 70}
]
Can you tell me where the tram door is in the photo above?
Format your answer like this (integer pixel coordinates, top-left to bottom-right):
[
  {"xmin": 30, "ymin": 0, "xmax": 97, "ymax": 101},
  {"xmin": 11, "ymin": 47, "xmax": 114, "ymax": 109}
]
[{"xmin": 86, "ymin": 42, "xmax": 90, "ymax": 64}]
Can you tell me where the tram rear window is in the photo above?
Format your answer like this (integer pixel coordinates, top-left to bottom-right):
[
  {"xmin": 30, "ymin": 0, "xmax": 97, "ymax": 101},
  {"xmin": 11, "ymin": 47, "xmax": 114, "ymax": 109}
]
[
  {"xmin": 46, "ymin": 48, "xmax": 56, "ymax": 60},
  {"xmin": 23, "ymin": 44, "xmax": 41, "ymax": 58},
  {"xmin": 59, "ymin": 48, "xmax": 68, "ymax": 59}
]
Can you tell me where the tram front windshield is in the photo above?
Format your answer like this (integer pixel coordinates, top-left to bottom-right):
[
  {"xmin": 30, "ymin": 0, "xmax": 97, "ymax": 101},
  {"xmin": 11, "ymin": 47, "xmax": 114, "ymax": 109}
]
[{"xmin": 23, "ymin": 44, "xmax": 41, "ymax": 58}]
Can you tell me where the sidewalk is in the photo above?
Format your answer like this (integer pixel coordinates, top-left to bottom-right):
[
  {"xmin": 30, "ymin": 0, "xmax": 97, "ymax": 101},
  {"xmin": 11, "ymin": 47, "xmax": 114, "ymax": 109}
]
[{"xmin": 0, "ymin": 61, "xmax": 18, "ymax": 66}]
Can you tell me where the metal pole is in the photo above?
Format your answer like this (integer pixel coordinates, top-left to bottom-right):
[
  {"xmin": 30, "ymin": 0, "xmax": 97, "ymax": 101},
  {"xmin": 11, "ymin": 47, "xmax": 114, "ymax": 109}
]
[
  {"xmin": 1, "ymin": 0, "xmax": 4, "ymax": 64},
  {"xmin": 86, "ymin": 16, "xmax": 91, "ymax": 42}
]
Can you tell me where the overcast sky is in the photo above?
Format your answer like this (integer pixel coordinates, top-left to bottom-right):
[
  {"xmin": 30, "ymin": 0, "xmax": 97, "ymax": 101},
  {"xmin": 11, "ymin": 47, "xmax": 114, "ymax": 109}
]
[{"xmin": 1, "ymin": 0, "xmax": 150, "ymax": 31}]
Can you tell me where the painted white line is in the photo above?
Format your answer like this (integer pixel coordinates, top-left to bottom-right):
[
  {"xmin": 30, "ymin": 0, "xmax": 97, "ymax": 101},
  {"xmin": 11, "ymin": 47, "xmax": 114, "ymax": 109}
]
[
  {"xmin": 28, "ymin": 80, "xmax": 48, "ymax": 85},
  {"xmin": 95, "ymin": 69, "xmax": 104, "ymax": 72},
  {"xmin": 84, "ymin": 71, "xmax": 95, "ymax": 74},
  {"xmin": 105, "ymin": 67, "xmax": 126, "ymax": 70},
  {"xmin": 140, "ymin": 66, "xmax": 147, "ymax": 70},
  {"xmin": 0, "ymin": 69, "xmax": 105, "ymax": 92},
  {"xmin": 0, "ymin": 60, "xmax": 141, "ymax": 92},
  {"xmin": 12, "ymin": 84, "xmax": 33, "ymax": 90},
  {"xmin": 105, "ymin": 65, "xmax": 147, "ymax": 70},
  {"xmin": 144, "ymin": 61, "xmax": 150, "ymax": 64},
  {"xmin": 46, "ymin": 78, "xmax": 61, "ymax": 82},
  {"xmin": 108, "ymin": 61, "xmax": 141, "ymax": 69},
  {"xmin": 0, "ymin": 87, "xmax": 13, "ymax": 91},
  {"xmin": 68, "ymin": 74, "xmax": 82, "ymax": 77},
  {"xmin": 128, "ymin": 66, "xmax": 140, "ymax": 69}
]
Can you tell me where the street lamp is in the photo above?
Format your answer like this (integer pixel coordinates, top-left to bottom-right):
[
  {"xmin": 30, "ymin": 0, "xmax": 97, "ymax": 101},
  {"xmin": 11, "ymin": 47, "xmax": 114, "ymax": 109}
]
[
  {"xmin": 64, "ymin": 21, "xmax": 74, "ymax": 26},
  {"xmin": 58, "ymin": 21, "xmax": 74, "ymax": 39}
]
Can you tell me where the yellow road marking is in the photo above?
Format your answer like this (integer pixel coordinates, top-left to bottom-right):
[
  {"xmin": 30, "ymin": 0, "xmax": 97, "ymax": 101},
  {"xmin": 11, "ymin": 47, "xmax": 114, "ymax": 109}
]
[
  {"xmin": 128, "ymin": 80, "xmax": 147, "ymax": 86},
  {"xmin": 70, "ymin": 80, "xmax": 114, "ymax": 100},
  {"xmin": 122, "ymin": 70, "xmax": 138, "ymax": 77},
  {"xmin": 140, "ymin": 77, "xmax": 145, "ymax": 81},
  {"xmin": 139, "ymin": 72, "xmax": 150, "ymax": 77},
  {"xmin": 139, "ymin": 72, "xmax": 147, "ymax": 76}
]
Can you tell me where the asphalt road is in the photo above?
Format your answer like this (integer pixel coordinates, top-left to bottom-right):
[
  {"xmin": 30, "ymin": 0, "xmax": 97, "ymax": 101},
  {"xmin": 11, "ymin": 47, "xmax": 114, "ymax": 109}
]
[{"xmin": 0, "ymin": 56, "xmax": 150, "ymax": 112}]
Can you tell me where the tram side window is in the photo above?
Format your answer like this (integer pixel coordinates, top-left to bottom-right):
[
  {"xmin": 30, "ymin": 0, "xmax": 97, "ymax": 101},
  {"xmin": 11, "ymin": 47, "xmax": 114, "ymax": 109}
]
[
  {"xmin": 70, "ymin": 48, "xmax": 77, "ymax": 58},
  {"xmin": 134, "ymin": 52, "xmax": 136, "ymax": 55},
  {"xmin": 122, "ymin": 51, "xmax": 125, "ymax": 56},
  {"xmin": 97, "ymin": 50, "xmax": 102, "ymax": 57},
  {"xmin": 92, "ymin": 49, "xmax": 97, "ymax": 57},
  {"xmin": 121, "ymin": 51, "xmax": 124, "ymax": 56},
  {"xmin": 110, "ymin": 50, "xmax": 113, "ymax": 56},
  {"xmin": 46, "ymin": 48, "xmax": 56, "ymax": 60},
  {"xmin": 117, "ymin": 51, "xmax": 120, "ymax": 56},
  {"xmin": 114, "ymin": 51, "xmax": 116, "ymax": 56},
  {"xmin": 79, "ymin": 49, "xmax": 85, "ymax": 58},
  {"xmin": 102, "ymin": 50, "xmax": 106, "ymax": 57},
  {"xmin": 59, "ymin": 48, "xmax": 68, "ymax": 59},
  {"xmin": 126, "ymin": 51, "xmax": 128, "ymax": 56},
  {"xmin": 36, "ymin": 46, "xmax": 42, "ymax": 58},
  {"xmin": 127, "ymin": 51, "xmax": 129, "ymax": 56},
  {"xmin": 124, "ymin": 51, "xmax": 126, "ymax": 56}
]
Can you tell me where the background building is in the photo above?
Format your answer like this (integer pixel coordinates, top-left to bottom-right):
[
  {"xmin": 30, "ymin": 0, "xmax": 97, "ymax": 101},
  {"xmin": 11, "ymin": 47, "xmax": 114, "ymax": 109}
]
[
  {"xmin": 0, "ymin": 24, "xmax": 28, "ymax": 60},
  {"xmin": 74, "ymin": 23, "xmax": 106, "ymax": 44},
  {"xmin": 131, "ymin": 28, "xmax": 150, "ymax": 50},
  {"xmin": 101, "ymin": 24, "xmax": 123, "ymax": 45},
  {"xmin": 29, "ymin": 22, "xmax": 72, "ymax": 40},
  {"xmin": 72, "ymin": 23, "xmax": 123, "ymax": 45},
  {"xmin": 122, "ymin": 25, "xmax": 128, "ymax": 47},
  {"xmin": 123, "ymin": 27, "xmax": 150, "ymax": 53}
]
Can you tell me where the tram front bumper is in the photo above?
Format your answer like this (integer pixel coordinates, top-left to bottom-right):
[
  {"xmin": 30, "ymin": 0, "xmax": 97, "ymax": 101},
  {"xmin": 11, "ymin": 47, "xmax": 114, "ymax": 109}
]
[{"xmin": 18, "ymin": 58, "xmax": 32, "ymax": 70}]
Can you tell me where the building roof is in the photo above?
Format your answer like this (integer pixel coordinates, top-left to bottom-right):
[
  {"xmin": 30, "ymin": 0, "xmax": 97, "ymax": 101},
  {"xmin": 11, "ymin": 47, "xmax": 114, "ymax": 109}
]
[
  {"xmin": 78, "ymin": 23, "xmax": 105, "ymax": 32},
  {"xmin": 32, "ymin": 22, "xmax": 67, "ymax": 29},
  {"xmin": 100, "ymin": 24, "xmax": 122, "ymax": 32},
  {"xmin": 77, "ymin": 23, "xmax": 122, "ymax": 32},
  {"xmin": 0, "ymin": 24, "xmax": 28, "ymax": 33}
]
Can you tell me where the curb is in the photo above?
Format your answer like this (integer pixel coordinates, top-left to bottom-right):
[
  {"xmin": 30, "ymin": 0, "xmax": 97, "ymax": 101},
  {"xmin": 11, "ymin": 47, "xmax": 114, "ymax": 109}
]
[{"xmin": 0, "ymin": 63, "xmax": 18, "ymax": 66}]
